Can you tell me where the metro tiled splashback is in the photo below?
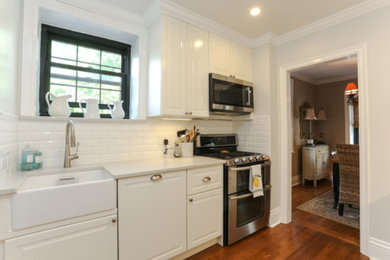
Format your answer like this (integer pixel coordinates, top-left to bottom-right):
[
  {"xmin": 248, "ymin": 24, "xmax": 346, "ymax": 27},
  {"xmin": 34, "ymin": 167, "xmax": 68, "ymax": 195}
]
[
  {"xmin": 17, "ymin": 118, "xmax": 235, "ymax": 168},
  {"xmin": 1, "ymin": 115, "xmax": 270, "ymax": 173},
  {"xmin": 0, "ymin": 114, "xmax": 19, "ymax": 176}
]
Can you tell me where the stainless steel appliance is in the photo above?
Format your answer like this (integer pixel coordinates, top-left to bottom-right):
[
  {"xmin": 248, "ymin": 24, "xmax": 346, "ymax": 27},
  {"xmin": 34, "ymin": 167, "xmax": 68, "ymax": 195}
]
[
  {"xmin": 195, "ymin": 134, "xmax": 271, "ymax": 245},
  {"xmin": 209, "ymin": 73, "xmax": 254, "ymax": 115}
]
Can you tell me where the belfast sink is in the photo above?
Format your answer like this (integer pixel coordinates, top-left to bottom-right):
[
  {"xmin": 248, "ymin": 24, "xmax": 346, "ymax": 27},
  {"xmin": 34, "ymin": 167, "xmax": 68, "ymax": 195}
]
[{"xmin": 11, "ymin": 168, "xmax": 116, "ymax": 230}]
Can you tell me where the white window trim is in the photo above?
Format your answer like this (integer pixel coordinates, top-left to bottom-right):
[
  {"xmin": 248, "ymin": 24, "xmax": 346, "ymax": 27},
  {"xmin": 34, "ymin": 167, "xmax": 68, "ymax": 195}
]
[{"xmin": 19, "ymin": 0, "xmax": 148, "ymax": 120}]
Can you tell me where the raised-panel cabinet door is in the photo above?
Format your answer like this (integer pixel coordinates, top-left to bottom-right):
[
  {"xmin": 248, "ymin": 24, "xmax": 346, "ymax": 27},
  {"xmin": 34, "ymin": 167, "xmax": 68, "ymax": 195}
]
[
  {"xmin": 209, "ymin": 33, "xmax": 231, "ymax": 77},
  {"xmin": 118, "ymin": 171, "xmax": 186, "ymax": 260},
  {"xmin": 162, "ymin": 16, "xmax": 188, "ymax": 116},
  {"xmin": 230, "ymin": 42, "xmax": 253, "ymax": 82},
  {"xmin": 4, "ymin": 215, "xmax": 117, "ymax": 260},
  {"xmin": 187, "ymin": 188, "xmax": 223, "ymax": 249},
  {"xmin": 188, "ymin": 25, "xmax": 209, "ymax": 118}
]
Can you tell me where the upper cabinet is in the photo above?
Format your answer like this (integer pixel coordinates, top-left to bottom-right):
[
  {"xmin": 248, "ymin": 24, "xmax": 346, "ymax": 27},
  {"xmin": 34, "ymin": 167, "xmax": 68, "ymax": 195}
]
[
  {"xmin": 209, "ymin": 33, "xmax": 253, "ymax": 82},
  {"xmin": 148, "ymin": 15, "xmax": 209, "ymax": 118}
]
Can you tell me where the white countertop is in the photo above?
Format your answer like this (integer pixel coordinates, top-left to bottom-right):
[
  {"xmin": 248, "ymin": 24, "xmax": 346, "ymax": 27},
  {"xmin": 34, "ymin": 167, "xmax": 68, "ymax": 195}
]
[
  {"xmin": 103, "ymin": 156, "xmax": 224, "ymax": 179},
  {"xmin": 0, "ymin": 156, "xmax": 224, "ymax": 195}
]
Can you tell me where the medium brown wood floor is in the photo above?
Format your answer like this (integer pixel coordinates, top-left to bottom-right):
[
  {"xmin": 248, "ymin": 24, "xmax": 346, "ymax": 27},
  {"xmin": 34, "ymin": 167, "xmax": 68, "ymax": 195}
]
[{"xmin": 187, "ymin": 179, "xmax": 368, "ymax": 260}]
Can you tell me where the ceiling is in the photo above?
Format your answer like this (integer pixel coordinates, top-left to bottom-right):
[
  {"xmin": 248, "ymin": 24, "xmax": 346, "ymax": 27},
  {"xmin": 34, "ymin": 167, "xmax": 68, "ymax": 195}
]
[
  {"xmin": 96, "ymin": 0, "xmax": 367, "ymax": 38},
  {"xmin": 291, "ymin": 57, "xmax": 358, "ymax": 85}
]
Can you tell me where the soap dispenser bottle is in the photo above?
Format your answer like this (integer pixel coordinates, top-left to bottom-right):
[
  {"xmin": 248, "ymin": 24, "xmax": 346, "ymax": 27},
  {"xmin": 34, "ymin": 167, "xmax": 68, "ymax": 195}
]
[{"xmin": 21, "ymin": 144, "xmax": 34, "ymax": 171}]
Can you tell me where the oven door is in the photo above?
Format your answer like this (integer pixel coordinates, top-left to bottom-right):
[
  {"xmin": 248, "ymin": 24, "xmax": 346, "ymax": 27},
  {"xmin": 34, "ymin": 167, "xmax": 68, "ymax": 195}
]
[
  {"xmin": 228, "ymin": 162, "xmax": 271, "ymax": 194},
  {"xmin": 227, "ymin": 186, "xmax": 271, "ymax": 245}
]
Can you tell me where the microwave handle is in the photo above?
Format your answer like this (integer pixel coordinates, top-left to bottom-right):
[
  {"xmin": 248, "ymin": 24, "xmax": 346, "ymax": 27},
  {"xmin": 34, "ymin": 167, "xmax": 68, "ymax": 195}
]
[{"xmin": 246, "ymin": 87, "xmax": 251, "ymax": 106}]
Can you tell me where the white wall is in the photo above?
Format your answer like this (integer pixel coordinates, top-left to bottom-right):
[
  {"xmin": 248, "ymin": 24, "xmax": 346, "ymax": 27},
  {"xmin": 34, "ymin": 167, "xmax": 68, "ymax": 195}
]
[
  {"xmin": 0, "ymin": 0, "xmax": 21, "ymax": 115},
  {"xmin": 0, "ymin": 0, "xmax": 22, "ymax": 177},
  {"xmin": 273, "ymin": 6, "xmax": 390, "ymax": 258}
]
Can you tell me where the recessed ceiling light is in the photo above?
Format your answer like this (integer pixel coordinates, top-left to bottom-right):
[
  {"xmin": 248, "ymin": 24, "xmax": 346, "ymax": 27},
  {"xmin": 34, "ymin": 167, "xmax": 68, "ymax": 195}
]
[{"xmin": 250, "ymin": 7, "xmax": 261, "ymax": 16}]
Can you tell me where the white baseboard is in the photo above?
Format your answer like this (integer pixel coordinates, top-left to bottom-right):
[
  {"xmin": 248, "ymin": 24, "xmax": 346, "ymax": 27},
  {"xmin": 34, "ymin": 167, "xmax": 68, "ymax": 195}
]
[
  {"xmin": 292, "ymin": 175, "xmax": 301, "ymax": 186},
  {"xmin": 368, "ymin": 237, "xmax": 390, "ymax": 260},
  {"xmin": 268, "ymin": 207, "xmax": 281, "ymax": 228}
]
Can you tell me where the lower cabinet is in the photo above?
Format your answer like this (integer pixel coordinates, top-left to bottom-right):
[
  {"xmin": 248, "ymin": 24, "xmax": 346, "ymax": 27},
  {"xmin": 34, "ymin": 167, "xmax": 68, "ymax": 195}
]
[
  {"xmin": 4, "ymin": 215, "xmax": 117, "ymax": 260},
  {"xmin": 118, "ymin": 170, "xmax": 187, "ymax": 260},
  {"xmin": 187, "ymin": 188, "xmax": 222, "ymax": 249}
]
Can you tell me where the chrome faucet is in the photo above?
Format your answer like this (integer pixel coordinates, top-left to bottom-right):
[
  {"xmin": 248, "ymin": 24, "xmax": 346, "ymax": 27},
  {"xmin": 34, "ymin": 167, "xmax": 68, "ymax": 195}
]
[{"xmin": 64, "ymin": 120, "xmax": 79, "ymax": 168}]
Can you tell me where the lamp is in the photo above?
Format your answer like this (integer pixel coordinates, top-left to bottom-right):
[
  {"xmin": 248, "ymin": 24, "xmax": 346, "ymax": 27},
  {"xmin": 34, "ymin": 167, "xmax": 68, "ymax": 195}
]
[
  {"xmin": 317, "ymin": 108, "xmax": 327, "ymax": 121},
  {"xmin": 304, "ymin": 108, "xmax": 317, "ymax": 120},
  {"xmin": 304, "ymin": 107, "xmax": 316, "ymax": 145},
  {"xmin": 345, "ymin": 82, "xmax": 358, "ymax": 105}
]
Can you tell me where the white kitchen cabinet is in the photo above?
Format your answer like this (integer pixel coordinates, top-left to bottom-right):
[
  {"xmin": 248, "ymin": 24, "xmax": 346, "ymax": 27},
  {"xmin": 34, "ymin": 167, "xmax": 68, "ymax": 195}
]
[
  {"xmin": 187, "ymin": 188, "xmax": 222, "ymax": 249},
  {"xmin": 148, "ymin": 15, "xmax": 209, "ymax": 118},
  {"xmin": 208, "ymin": 33, "xmax": 231, "ymax": 77},
  {"xmin": 118, "ymin": 170, "xmax": 186, "ymax": 260},
  {"xmin": 209, "ymin": 33, "xmax": 253, "ymax": 82},
  {"xmin": 4, "ymin": 215, "xmax": 117, "ymax": 260}
]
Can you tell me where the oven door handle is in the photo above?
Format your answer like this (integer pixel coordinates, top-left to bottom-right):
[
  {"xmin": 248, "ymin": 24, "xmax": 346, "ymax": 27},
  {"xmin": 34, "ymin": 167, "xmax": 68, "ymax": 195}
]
[
  {"xmin": 229, "ymin": 185, "xmax": 272, "ymax": 200},
  {"xmin": 229, "ymin": 166, "xmax": 252, "ymax": 172}
]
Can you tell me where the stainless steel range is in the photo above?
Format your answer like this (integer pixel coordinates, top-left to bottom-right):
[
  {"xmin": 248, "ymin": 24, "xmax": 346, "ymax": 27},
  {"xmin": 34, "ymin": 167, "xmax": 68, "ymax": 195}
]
[{"xmin": 194, "ymin": 134, "xmax": 271, "ymax": 246}]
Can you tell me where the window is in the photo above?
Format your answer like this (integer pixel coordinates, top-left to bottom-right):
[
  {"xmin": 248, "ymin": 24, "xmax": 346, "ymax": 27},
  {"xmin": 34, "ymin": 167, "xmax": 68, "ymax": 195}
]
[{"xmin": 39, "ymin": 24, "xmax": 131, "ymax": 118}]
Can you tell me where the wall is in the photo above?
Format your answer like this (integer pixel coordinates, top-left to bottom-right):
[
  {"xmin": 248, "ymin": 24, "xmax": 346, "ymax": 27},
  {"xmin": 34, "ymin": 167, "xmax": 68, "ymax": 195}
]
[
  {"xmin": 314, "ymin": 79, "xmax": 357, "ymax": 149},
  {"xmin": 291, "ymin": 79, "xmax": 315, "ymax": 185},
  {"xmin": 0, "ymin": 0, "xmax": 22, "ymax": 177},
  {"xmin": 274, "ymin": 6, "xmax": 390, "ymax": 258}
]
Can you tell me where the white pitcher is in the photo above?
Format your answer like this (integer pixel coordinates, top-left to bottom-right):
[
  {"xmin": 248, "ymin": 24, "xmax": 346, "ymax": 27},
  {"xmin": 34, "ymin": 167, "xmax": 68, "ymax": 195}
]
[
  {"xmin": 79, "ymin": 98, "xmax": 100, "ymax": 119},
  {"xmin": 109, "ymin": 100, "xmax": 125, "ymax": 119},
  {"xmin": 45, "ymin": 92, "xmax": 71, "ymax": 117}
]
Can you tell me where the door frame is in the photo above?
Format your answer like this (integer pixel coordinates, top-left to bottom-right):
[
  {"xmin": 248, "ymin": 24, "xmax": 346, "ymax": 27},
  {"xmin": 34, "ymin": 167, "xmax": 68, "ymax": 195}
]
[{"xmin": 277, "ymin": 43, "xmax": 369, "ymax": 254}]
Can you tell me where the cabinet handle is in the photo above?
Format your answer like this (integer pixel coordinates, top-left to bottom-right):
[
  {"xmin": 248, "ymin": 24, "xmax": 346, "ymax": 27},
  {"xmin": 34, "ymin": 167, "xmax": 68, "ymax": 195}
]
[
  {"xmin": 202, "ymin": 176, "xmax": 211, "ymax": 183},
  {"xmin": 150, "ymin": 174, "xmax": 162, "ymax": 182},
  {"xmin": 112, "ymin": 217, "xmax": 117, "ymax": 223},
  {"xmin": 189, "ymin": 198, "xmax": 193, "ymax": 202}
]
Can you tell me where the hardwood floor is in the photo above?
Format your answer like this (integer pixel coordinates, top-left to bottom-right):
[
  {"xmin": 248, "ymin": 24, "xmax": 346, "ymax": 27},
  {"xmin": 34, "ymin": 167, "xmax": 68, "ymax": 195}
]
[{"xmin": 187, "ymin": 179, "xmax": 368, "ymax": 260}]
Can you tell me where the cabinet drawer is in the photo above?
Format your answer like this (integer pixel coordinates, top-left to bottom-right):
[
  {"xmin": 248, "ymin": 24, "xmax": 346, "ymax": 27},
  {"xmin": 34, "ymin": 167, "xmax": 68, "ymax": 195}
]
[
  {"xmin": 187, "ymin": 165, "xmax": 223, "ymax": 195},
  {"xmin": 316, "ymin": 146, "xmax": 329, "ymax": 155}
]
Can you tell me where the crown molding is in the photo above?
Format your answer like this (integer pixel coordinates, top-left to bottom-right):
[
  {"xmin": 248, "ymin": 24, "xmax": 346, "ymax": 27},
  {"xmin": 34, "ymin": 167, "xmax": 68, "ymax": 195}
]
[
  {"xmin": 251, "ymin": 33, "xmax": 278, "ymax": 48},
  {"xmin": 143, "ymin": 0, "xmax": 390, "ymax": 49},
  {"xmin": 144, "ymin": 0, "xmax": 254, "ymax": 47},
  {"xmin": 56, "ymin": 0, "xmax": 145, "ymax": 27},
  {"xmin": 276, "ymin": 0, "xmax": 390, "ymax": 46},
  {"xmin": 292, "ymin": 73, "xmax": 357, "ymax": 86}
]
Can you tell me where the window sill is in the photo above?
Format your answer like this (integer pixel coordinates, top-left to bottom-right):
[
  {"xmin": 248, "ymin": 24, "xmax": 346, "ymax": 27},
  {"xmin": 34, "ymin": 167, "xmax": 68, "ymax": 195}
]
[{"xmin": 18, "ymin": 116, "xmax": 146, "ymax": 124}]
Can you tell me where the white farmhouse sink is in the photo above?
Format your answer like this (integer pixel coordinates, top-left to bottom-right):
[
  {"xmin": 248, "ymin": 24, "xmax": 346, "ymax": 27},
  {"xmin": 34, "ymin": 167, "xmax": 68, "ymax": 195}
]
[{"xmin": 11, "ymin": 168, "xmax": 116, "ymax": 230}]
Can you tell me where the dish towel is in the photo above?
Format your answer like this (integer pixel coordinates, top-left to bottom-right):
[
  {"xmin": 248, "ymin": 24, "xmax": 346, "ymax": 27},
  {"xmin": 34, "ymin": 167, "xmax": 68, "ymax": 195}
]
[{"xmin": 249, "ymin": 165, "xmax": 264, "ymax": 198}]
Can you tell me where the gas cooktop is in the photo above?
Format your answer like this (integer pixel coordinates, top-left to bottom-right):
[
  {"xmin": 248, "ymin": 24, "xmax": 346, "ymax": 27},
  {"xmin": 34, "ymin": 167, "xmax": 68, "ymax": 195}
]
[{"xmin": 194, "ymin": 134, "xmax": 270, "ymax": 166}]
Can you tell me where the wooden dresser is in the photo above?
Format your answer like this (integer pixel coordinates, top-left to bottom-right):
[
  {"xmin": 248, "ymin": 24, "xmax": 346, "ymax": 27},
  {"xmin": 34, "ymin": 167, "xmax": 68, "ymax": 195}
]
[{"xmin": 302, "ymin": 145, "xmax": 331, "ymax": 187}]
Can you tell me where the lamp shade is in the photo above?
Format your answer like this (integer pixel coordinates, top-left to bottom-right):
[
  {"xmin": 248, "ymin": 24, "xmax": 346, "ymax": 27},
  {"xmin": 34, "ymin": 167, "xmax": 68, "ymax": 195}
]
[
  {"xmin": 345, "ymin": 82, "xmax": 358, "ymax": 95},
  {"xmin": 304, "ymin": 108, "xmax": 317, "ymax": 120},
  {"xmin": 317, "ymin": 108, "xmax": 327, "ymax": 120}
]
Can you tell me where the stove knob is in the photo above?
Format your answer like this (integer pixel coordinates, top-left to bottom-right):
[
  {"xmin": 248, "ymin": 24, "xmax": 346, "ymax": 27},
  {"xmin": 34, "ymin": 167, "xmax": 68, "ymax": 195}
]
[
  {"xmin": 234, "ymin": 158, "xmax": 239, "ymax": 164},
  {"xmin": 241, "ymin": 157, "xmax": 247, "ymax": 162},
  {"xmin": 255, "ymin": 155, "xmax": 261, "ymax": 160},
  {"xmin": 262, "ymin": 155, "xmax": 266, "ymax": 159},
  {"xmin": 249, "ymin": 156, "xmax": 254, "ymax": 161}
]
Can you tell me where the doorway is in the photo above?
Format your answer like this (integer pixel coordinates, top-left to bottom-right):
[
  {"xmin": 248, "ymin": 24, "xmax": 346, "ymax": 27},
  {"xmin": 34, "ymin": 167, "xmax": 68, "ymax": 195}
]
[{"xmin": 278, "ymin": 44, "xmax": 369, "ymax": 254}]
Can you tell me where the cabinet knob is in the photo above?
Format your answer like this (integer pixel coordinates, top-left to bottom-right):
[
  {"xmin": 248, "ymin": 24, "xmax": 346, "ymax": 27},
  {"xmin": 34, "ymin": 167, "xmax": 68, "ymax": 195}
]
[
  {"xmin": 185, "ymin": 112, "xmax": 189, "ymax": 115},
  {"xmin": 189, "ymin": 112, "xmax": 192, "ymax": 115},
  {"xmin": 112, "ymin": 217, "xmax": 117, "ymax": 223},
  {"xmin": 189, "ymin": 198, "xmax": 193, "ymax": 202},
  {"xmin": 150, "ymin": 174, "xmax": 162, "ymax": 182},
  {"xmin": 202, "ymin": 176, "xmax": 211, "ymax": 183}
]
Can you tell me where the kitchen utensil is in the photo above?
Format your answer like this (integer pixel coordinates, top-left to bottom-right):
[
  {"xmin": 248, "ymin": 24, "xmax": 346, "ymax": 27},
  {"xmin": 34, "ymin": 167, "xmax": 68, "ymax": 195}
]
[
  {"xmin": 45, "ymin": 92, "xmax": 71, "ymax": 117},
  {"xmin": 79, "ymin": 98, "xmax": 100, "ymax": 119},
  {"xmin": 108, "ymin": 100, "xmax": 125, "ymax": 119}
]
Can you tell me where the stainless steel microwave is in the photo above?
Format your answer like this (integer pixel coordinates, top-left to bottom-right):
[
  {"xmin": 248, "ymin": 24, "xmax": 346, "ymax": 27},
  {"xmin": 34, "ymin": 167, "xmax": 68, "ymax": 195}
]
[{"xmin": 209, "ymin": 73, "xmax": 254, "ymax": 115}]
